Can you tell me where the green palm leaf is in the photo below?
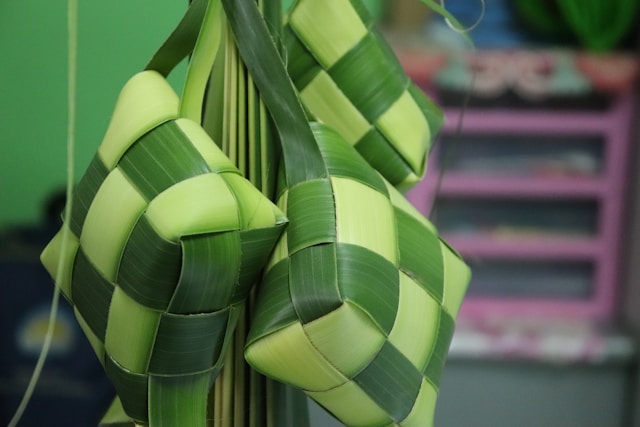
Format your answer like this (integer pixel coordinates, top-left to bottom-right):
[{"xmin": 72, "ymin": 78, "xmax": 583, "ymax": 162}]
[
  {"xmin": 40, "ymin": 1, "xmax": 288, "ymax": 424},
  {"xmin": 38, "ymin": 0, "xmax": 470, "ymax": 425},
  {"xmin": 245, "ymin": 124, "xmax": 470, "ymax": 427},
  {"xmin": 221, "ymin": 1, "xmax": 470, "ymax": 425},
  {"xmin": 284, "ymin": 0, "xmax": 444, "ymax": 191}
]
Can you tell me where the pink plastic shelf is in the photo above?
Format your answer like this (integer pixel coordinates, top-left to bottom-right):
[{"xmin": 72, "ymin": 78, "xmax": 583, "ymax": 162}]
[
  {"xmin": 401, "ymin": 50, "xmax": 636, "ymax": 321},
  {"xmin": 449, "ymin": 315, "xmax": 636, "ymax": 363},
  {"xmin": 443, "ymin": 235, "xmax": 602, "ymax": 260},
  {"xmin": 406, "ymin": 93, "xmax": 634, "ymax": 321},
  {"xmin": 459, "ymin": 297, "xmax": 611, "ymax": 320},
  {"xmin": 442, "ymin": 109, "xmax": 618, "ymax": 135},
  {"xmin": 430, "ymin": 175, "xmax": 605, "ymax": 199}
]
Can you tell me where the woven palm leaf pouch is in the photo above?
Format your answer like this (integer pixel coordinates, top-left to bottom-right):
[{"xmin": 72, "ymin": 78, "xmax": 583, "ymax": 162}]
[
  {"xmin": 40, "ymin": 0, "xmax": 287, "ymax": 424},
  {"xmin": 219, "ymin": 1, "xmax": 471, "ymax": 426},
  {"xmin": 284, "ymin": 0, "xmax": 444, "ymax": 191},
  {"xmin": 246, "ymin": 123, "xmax": 470, "ymax": 427}
]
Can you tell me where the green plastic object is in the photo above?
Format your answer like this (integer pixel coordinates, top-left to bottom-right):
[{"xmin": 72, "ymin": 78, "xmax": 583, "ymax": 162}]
[
  {"xmin": 557, "ymin": 0, "xmax": 639, "ymax": 51},
  {"xmin": 514, "ymin": 0, "xmax": 639, "ymax": 51}
]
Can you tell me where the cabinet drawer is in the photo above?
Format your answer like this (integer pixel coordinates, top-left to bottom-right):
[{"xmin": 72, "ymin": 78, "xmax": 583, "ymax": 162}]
[
  {"xmin": 434, "ymin": 198, "xmax": 599, "ymax": 240},
  {"xmin": 465, "ymin": 259, "xmax": 594, "ymax": 300},
  {"xmin": 436, "ymin": 134, "xmax": 604, "ymax": 178}
]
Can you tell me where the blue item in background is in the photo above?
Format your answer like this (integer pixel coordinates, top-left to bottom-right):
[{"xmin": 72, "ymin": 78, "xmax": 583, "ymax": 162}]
[
  {"xmin": 0, "ymin": 226, "xmax": 114, "ymax": 427},
  {"xmin": 430, "ymin": 0, "xmax": 545, "ymax": 48}
]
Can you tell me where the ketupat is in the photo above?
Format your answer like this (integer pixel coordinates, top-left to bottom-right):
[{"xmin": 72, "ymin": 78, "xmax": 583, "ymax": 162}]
[
  {"xmin": 284, "ymin": 0, "xmax": 444, "ymax": 191},
  {"xmin": 222, "ymin": 0, "xmax": 470, "ymax": 426},
  {"xmin": 246, "ymin": 123, "xmax": 470, "ymax": 427},
  {"xmin": 40, "ymin": 0, "xmax": 287, "ymax": 425}
]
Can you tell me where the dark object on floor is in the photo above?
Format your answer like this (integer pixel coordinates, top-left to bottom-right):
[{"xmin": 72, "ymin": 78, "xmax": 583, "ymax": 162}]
[{"xmin": 0, "ymin": 193, "xmax": 114, "ymax": 427}]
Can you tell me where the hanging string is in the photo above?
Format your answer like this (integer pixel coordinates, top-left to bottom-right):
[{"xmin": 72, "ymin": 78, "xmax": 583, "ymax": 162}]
[
  {"xmin": 428, "ymin": 69, "xmax": 476, "ymax": 219},
  {"xmin": 417, "ymin": 0, "xmax": 484, "ymax": 47},
  {"xmin": 8, "ymin": 0, "xmax": 77, "ymax": 425},
  {"xmin": 441, "ymin": 0, "xmax": 485, "ymax": 33},
  {"xmin": 426, "ymin": 0, "xmax": 481, "ymax": 219}
]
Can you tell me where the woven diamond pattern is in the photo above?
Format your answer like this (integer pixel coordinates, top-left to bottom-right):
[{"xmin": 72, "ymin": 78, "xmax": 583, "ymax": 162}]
[
  {"xmin": 285, "ymin": 0, "xmax": 443, "ymax": 190},
  {"xmin": 245, "ymin": 123, "xmax": 470, "ymax": 427},
  {"xmin": 41, "ymin": 70, "xmax": 287, "ymax": 423}
]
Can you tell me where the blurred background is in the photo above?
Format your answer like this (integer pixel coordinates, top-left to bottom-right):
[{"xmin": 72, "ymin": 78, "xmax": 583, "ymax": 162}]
[{"xmin": 1, "ymin": 1, "xmax": 639, "ymax": 426}]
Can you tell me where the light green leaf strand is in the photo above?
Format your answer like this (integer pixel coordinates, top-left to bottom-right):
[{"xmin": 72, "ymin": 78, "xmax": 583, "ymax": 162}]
[
  {"xmin": 8, "ymin": 0, "xmax": 77, "ymax": 426},
  {"xmin": 180, "ymin": 0, "xmax": 223, "ymax": 123},
  {"xmin": 418, "ymin": 0, "xmax": 479, "ymax": 48},
  {"xmin": 148, "ymin": 373, "xmax": 212, "ymax": 427}
]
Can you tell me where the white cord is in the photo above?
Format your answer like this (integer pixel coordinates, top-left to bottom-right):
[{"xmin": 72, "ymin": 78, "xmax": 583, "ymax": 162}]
[
  {"xmin": 7, "ymin": 0, "xmax": 77, "ymax": 425},
  {"xmin": 442, "ymin": 0, "xmax": 485, "ymax": 33}
]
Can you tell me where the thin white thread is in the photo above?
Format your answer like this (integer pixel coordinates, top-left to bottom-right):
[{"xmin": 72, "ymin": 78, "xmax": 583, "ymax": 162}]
[
  {"xmin": 7, "ymin": 0, "xmax": 76, "ymax": 425},
  {"xmin": 442, "ymin": 0, "xmax": 485, "ymax": 33},
  {"xmin": 429, "ymin": 68, "xmax": 476, "ymax": 219}
]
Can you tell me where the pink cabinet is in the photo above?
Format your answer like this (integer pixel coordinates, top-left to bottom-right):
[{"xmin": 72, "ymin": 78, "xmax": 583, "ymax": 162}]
[{"xmin": 404, "ymin": 50, "xmax": 638, "ymax": 320}]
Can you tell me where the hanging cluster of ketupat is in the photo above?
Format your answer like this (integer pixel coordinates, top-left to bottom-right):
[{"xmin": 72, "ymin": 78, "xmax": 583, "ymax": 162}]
[{"xmin": 40, "ymin": 0, "xmax": 471, "ymax": 426}]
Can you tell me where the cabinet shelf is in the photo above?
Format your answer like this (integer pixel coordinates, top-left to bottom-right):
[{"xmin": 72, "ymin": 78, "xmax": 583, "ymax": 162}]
[
  {"xmin": 443, "ymin": 108, "xmax": 622, "ymax": 135},
  {"xmin": 459, "ymin": 298, "xmax": 605, "ymax": 319},
  {"xmin": 433, "ymin": 175, "xmax": 605, "ymax": 198},
  {"xmin": 444, "ymin": 235, "xmax": 601, "ymax": 260},
  {"xmin": 403, "ymin": 49, "xmax": 635, "ymax": 320}
]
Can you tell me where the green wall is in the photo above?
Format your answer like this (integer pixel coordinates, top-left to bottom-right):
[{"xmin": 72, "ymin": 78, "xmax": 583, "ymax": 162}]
[
  {"xmin": 0, "ymin": 1, "xmax": 186, "ymax": 229},
  {"xmin": 0, "ymin": 0, "xmax": 387, "ymax": 230}
]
